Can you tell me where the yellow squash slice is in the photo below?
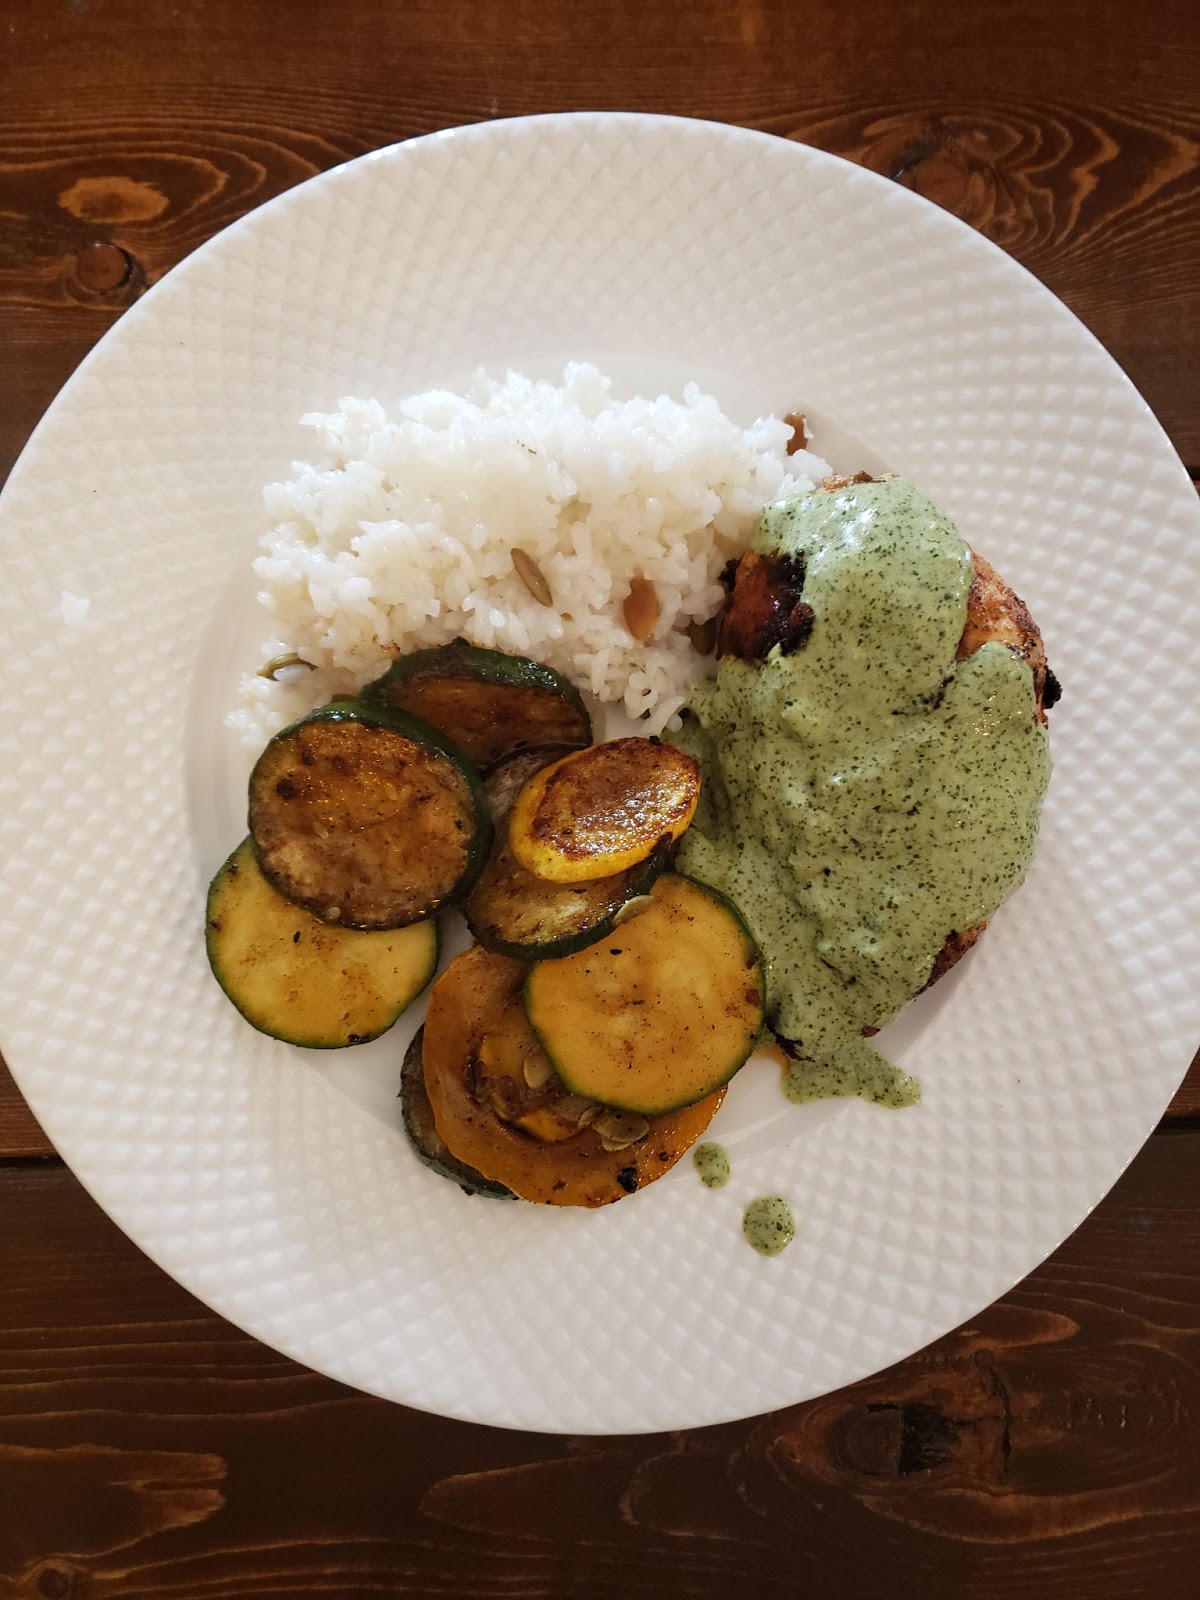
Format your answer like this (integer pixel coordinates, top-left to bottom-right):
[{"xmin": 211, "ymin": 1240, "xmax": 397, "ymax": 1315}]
[{"xmin": 507, "ymin": 737, "xmax": 700, "ymax": 884}]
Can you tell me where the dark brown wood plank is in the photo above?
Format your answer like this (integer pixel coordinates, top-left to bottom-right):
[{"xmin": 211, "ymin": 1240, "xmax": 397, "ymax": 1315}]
[
  {"xmin": 0, "ymin": 1130, "xmax": 1196, "ymax": 1599},
  {"xmin": 1, "ymin": 0, "xmax": 1196, "ymax": 483},
  {"xmin": 1165, "ymin": 1047, "xmax": 1200, "ymax": 1120},
  {"xmin": 0, "ymin": 1057, "xmax": 54, "ymax": 1161}
]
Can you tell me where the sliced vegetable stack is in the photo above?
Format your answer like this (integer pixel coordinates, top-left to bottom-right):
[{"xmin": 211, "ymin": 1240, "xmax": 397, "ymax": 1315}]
[
  {"xmin": 400, "ymin": 1028, "xmax": 515, "ymax": 1199},
  {"xmin": 419, "ymin": 946, "xmax": 727, "ymax": 1207},
  {"xmin": 206, "ymin": 641, "xmax": 765, "ymax": 1207},
  {"xmin": 464, "ymin": 745, "xmax": 667, "ymax": 959}
]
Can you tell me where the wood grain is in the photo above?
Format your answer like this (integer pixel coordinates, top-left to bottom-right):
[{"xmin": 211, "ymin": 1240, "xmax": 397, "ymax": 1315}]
[
  {"xmin": 0, "ymin": 1135, "xmax": 1196, "ymax": 1598},
  {"xmin": 0, "ymin": 1058, "xmax": 54, "ymax": 1161},
  {"xmin": 1, "ymin": 2, "xmax": 1198, "ymax": 1593}
]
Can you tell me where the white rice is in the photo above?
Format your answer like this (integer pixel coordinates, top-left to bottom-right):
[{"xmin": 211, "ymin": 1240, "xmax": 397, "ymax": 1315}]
[{"xmin": 229, "ymin": 364, "xmax": 830, "ymax": 744}]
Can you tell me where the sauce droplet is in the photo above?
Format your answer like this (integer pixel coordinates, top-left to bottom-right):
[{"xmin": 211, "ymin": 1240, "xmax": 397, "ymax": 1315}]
[
  {"xmin": 693, "ymin": 1141, "xmax": 731, "ymax": 1188},
  {"xmin": 743, "ymin": 1195, "xmax": 795, "ymax": 1256}
]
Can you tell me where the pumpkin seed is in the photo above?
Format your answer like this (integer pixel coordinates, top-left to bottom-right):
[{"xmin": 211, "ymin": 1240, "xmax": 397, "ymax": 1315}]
[
  {"xmin": 685, "ymin": 617, "xmax": 717, "ymax": 656},
  {"xmin": 511, "ymin": 546, "xmax": 553, "ymax": 607},
  {"xmin": 257, "ymin": 651, "xmax": 316, "ymax": 680},
  {"xmin": 612, "ymin": 894, "xmax": 655, "ymax": 927},
  {"xmin": 557, "ymin": 1092, "xmax": 599, "ymax": 1125},
  {"xmin": 595, "ymin": 1110, "xmax": 650, "ymax": 1151},
  {"xmin": 522, "ymin": 1051, "xmax": 555, "ymax": 1090}
]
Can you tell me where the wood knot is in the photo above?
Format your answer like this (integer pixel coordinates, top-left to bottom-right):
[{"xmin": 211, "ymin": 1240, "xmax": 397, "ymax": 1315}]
[
  {"xmin": 881, "ymin": 120, "xmax": 1013, "ymax": 234},
  {"xmin": 34, "ymin": 1563, "xmax": 81, "ymax": 1599},
  {"xmin": 900, "ymin": 147, "xmax": 973, "ymax": 211},
  {"xmin": 73, "ymin": 242, "xmax": 138, "ymax": 295},
  {"xmin": 838, "ymin": 1401, "xmax": 965, "ymax": 1477}
]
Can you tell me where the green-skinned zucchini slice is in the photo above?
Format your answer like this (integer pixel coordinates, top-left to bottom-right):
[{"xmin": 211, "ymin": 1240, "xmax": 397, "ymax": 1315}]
[
  {"xmin": 206, "ymin": 838, "xmax": 438, "ymax": 1048},
  {"xmin": 524, "ymin": 874, "xmax": 764, "ymax": 1115},
  {"xmin": 400, "ymin": 1028, "xmax": 514, "ymax": 1198},
  {"xmin": 362, "ymin": 639, "xmax": 591, "ymax": 767},
  {"xmin": 464, "ymin": 745, "xmax": 666, "ymax": 959},
  {"xmin": 248, "ymin": 699, "xmax": 490, "ymax": 930}
]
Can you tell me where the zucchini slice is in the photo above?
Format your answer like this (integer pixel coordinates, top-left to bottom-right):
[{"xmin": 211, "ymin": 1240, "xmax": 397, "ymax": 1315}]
[
  {"xmin": 248, "ymin": 700, "xmax": 490, "ymax": 930},
  {"xmin": 507, "ymin": 737, "xmax": 701, "ymax": 883},
  {"xmin": 465, "ymin": 745, "xmax": 666, "ymax": 959},
  {"xmin": 524, "ymin": 874, "xmax": 764, "ymax": 1114},
  {"xmin": 206, "ymin": 838, "xmax": 438, "ymax": 1048},
  {"xmin": 363, "ymin": 639, "xmax": 592, "ymax": 767},
  {"xmin": 422, "ymin": 945, "xmax": 725, "ymax": 1207},
  {"xmin": 400, "ymin": 1028, "xmax": 514, "ymax": 1198}
]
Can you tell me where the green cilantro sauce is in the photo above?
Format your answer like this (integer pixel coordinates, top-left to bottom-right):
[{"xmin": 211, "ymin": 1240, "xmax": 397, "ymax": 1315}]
[
  {"xmin": 693, "ymin": 1141, "xmax": 732, "ymax": 1188},
  {"xmin": 783, "ymin": 1038, "xmax": 920, "ymax": 1109},
  {"xmin": 743, "ymin": 1195, "xmax": 796, "ymax": 1255},
  {"xmin": 675, "ymin": 478, "xmax": 1050, "ymax": 1102}
]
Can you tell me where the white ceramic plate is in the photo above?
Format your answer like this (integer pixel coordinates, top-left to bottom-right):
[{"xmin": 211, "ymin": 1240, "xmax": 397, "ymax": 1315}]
[{"xmin": 1, "ymin": 114, "xmax": 1197, "ymax": 1434}]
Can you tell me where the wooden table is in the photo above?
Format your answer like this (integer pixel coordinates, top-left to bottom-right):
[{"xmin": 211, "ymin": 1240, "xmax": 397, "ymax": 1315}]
[{"xmin": 2, "ymin": 2, "xmax": 1197, "ymax": 1594}]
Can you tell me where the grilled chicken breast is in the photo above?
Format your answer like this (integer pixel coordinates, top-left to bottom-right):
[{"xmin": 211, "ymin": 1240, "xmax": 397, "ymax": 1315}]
[{"xmin": 716, "ymin": 474, "xmax": 1058, "ymax": 989}]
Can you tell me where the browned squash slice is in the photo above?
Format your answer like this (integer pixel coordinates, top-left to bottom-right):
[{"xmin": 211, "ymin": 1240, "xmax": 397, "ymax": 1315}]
[
  {"xmin": 422, "ymin": 945, "xmax": 724, "ymax": 1207},
  {"xmin": 525, "ymin": 873, "xmax": 764, "ymax": 1115},
  {"xmin": 507, "ymin": 737, "xmax": 701, "ymax": 884},
  {"xmin": 362, "ymin": 640, "xmax": 591, "ymax": 766},
  {"xmin": 248, "ymin": 701, "xmax": 490, "ymax": 930},
  {"xmin": 400, "ymin": 1029, "xmax": 514, "ymax": 1198},
  {"xmin": 206, "ymin": 838, "xmax": 438, "ymax": 1048}
]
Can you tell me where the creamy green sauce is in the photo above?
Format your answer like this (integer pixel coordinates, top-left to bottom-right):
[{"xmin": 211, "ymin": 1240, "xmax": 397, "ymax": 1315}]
[
  {"xmin": 783, "ymin": 1037, "xmax": 920, "ymax": 1108},
  {"xmin": 743, "ymin": 1195, "xmax": 796, "ymax": 1255},
  {"xmin": 675, "ymin": 478, "xmax": 1050, "ymax": 1089},
  {"xmin": 693, "ymin": 1141, "xmax": 732, "ymax": 1188}
]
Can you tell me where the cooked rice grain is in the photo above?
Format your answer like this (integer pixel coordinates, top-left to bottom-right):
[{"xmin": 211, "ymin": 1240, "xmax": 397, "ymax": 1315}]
[{"xmin": 229, "ymin": 364, "xmax": 829, "ymax": 743}]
